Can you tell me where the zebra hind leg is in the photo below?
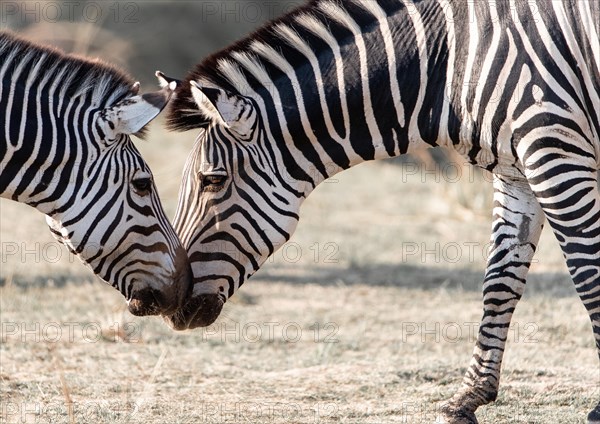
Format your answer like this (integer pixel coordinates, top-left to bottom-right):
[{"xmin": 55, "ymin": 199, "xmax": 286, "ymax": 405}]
[
  {"xmin": 533, "ymin": 180, "xmax": 600, "ymax": 424},
  {"xmin": 437, "ymin": 175, "xmax": 544, "ymax": 424},
  {"xmin": 563, "ymin": 187, "xmax": 600, "ymax": 424},
  {"xmin": 518, "ymin": 138, "xmax": 600, "ymax": 423}
]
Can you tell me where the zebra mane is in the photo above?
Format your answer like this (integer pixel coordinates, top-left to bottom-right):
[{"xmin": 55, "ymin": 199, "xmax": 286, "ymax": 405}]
[
  {"xmin": 166, "ymin": 0, "xmax": 338, "ymax": 132},
  {"xmin": 0, "ymin": 31, "xmax": 137, "ymax": 111}
]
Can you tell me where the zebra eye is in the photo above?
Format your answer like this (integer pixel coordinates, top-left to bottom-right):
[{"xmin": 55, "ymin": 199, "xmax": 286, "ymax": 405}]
[
  {"xmin": 132, "ymin": 177, "xmax": 152, "ymax": 195},
  {"xmin": 201, "ymin": 174, "xmax": 227, "ymax": 192}
]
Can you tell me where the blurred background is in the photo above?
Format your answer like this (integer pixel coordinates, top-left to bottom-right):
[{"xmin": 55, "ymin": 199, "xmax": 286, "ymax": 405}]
[
  {"xmin": 0, "ymin": 2, "xmax": 593, "ymax": 423},
  {"xmin": 1, "ymin": 1, "xmax": 304, "ymax": 86}
]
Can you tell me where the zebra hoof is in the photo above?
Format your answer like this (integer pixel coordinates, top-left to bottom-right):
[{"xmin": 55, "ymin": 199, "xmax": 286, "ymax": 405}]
[
  {"xmin": 436, "ymin": 403, "xmax": 479, "ymax": 424},
  {"xmin": 588, "ymin": 405, "xmax": 600, "ymax": 424}
]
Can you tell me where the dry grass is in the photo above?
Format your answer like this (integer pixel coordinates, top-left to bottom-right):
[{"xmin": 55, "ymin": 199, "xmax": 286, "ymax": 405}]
[{"xmin": 1, "ymin": 124, "xmax": 598, "ymax": 423}]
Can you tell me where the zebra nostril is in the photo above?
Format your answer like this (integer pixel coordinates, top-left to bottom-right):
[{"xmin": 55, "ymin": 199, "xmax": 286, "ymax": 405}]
[{"xmin": 128, "ymin": 288, "xmax": 162, "ymax": 316}]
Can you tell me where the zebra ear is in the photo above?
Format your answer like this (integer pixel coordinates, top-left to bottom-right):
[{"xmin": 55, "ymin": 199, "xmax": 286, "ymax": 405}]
[
  {"xmin": 156, "ymin": 71, "xmax": 181, "ymax": 89},
  {"xmin": 190, "ymin": 81, "xmax": 256, "ymax": 137},
  {"xmin": 99, "ymin": 81, "xmax": 177, "ymax": 138}
]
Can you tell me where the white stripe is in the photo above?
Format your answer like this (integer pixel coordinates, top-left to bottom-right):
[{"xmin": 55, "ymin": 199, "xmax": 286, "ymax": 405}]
[
  {"xmin": 319, "ymin": 2, "xmax": 383, "ymax": 147},
  {"xmin": 217, "ymin": 57, "xmax": 290, "ymax": 184},
  {"xmin": 472, "ymin": 0, "xmax": 501, "ymax": 122},
  {"xmin": 0, "ymin": 46, "xmax": 19, "ymax": 165},
  {"xmin": 509, "ymin": 0, "xmax": 591, "ymax": 138},
  {"xmin": 27, "ymin": 67, "xmax": 70, "ymax": 202},
  {"xmin": 551, "ymin": 1, "xmax": 600, "ymax": 116},
  {"xmin": 4, "ymin": 52, "xmax": 30, "ymax": 159},
  {"xmin": 472, "ymin": 0, "xmax": 503, "ymax": 167},
  {"xmin": 399, "ymin": 0, "xmax": 429, "ymax": 151},
  {"xmin": 458, "ymin": 0, "xmax": 480, "ymax": 154},
  {"xmin": 295, "ymin": 14, "xmax": 351, "ymax": 144},
  {"xmin": 231, "ymin": 50, "xmax": 318, "ymax": 191},
  {"xmin": 436, "ymin": 0, "xmax": 456, "ymax": 146},
  {"xmin": 578, "ymin": 0, "xmax": 600, "ymax": 73},
  {"xmin": 19, "ymin": 57, "xmax": 52, "ymax": 200},
  {"xmin": 494, "ymin": 32, "xmax": 527, "ymax": 163},
  {"xmin": 274, "ymin": 24, "xmax": 347, "ymax": 142},
  {"xmin": 353, "ymin": 0, "xmax": 405, "ymax": 130},
  {"xmin": 251, "ymin": 37, "xmax": 338, "ymax": 178}
]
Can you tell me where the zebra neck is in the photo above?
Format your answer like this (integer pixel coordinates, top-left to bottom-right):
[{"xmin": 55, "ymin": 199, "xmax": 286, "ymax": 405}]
[
  {"xmin": 0, "ymin": 146, "xmax": 84, "ymax": 217},
  {"xmin": 252, "ymin": 0, "xmax": 452, "ymax": 196},
  {"xmin": 0, "ymin": 104, "xmax": 98, "ymax": 217}
]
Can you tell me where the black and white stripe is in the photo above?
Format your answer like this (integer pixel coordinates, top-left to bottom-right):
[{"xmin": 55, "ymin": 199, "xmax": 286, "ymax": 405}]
[
  {"xmin": 166, "ymin": 0, "xmax": 599, "ymax": 421},
  {"xmin": 0, "ymin": 32, "xmax": 191, "ymax": 317}
]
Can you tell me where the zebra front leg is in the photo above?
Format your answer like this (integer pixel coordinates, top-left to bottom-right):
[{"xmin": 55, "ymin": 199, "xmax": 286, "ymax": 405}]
[{"xmin": 438, "ymin": 175, "xmax": 544, "ymax": 424}]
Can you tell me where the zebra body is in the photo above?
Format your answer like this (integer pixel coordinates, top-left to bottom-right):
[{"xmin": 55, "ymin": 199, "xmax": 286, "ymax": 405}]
[
  {"xmin": 0, "ymin": 32, "xmax": 191, "ymax": 317},
  {"xmin": 166, "ymin": 0, "xmax": 599, "ymax": 421}
]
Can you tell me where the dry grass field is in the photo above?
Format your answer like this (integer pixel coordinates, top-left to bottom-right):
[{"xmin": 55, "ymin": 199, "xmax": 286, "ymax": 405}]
[{"xmin": 1, "ymin": 123, "xmax": 598, "ymax": 423}]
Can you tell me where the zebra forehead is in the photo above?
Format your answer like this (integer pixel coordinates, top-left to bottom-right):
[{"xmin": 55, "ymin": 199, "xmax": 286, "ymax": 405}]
[{"xmin": 0, "ymin": 31, "xmax": 137, "ymax": 108}]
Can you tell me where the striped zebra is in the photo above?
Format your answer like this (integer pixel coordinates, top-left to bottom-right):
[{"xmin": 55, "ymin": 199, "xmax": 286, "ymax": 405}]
[
  {"xmin": 0, "ymin": 32, "xmax": 191, "ymax": 317},
  {"xmin": 165, "ymin": 0, "xmax": 599, "ymax": 421}
]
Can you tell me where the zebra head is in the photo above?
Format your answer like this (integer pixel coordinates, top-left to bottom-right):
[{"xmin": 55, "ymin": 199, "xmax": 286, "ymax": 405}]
[
  {"xmin": 41, "ymin": 73, "xmax": 192, "ymax": 317},
  {"xmin": 165, "ymin": 81, "xmax": 303, "ymax": 330}
]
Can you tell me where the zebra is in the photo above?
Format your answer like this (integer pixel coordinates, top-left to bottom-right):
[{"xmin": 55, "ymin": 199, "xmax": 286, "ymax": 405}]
[
  {"xmin": 0, "ymin": 31, "xmax": 191, "ymax": 317},
  {"xmin": 164, "ymin": 0, "xmax": 599, "ymax": 421}
]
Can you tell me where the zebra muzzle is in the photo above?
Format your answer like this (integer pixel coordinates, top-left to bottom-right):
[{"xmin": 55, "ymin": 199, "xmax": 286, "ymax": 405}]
[
  {"xmin": 127, "ymin": 287, "xmax": 165, "ymax": 316},
  {"xmin": 127, "ymin": 247, "xmax": 193, "ymax": 317},
  {"xmin": 127, "ymin": 253, "xmax": 192, "ymax": 317},
  {"xmin": 163, "ymin": 293, "xmax": 224, "ymax": 330}
]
